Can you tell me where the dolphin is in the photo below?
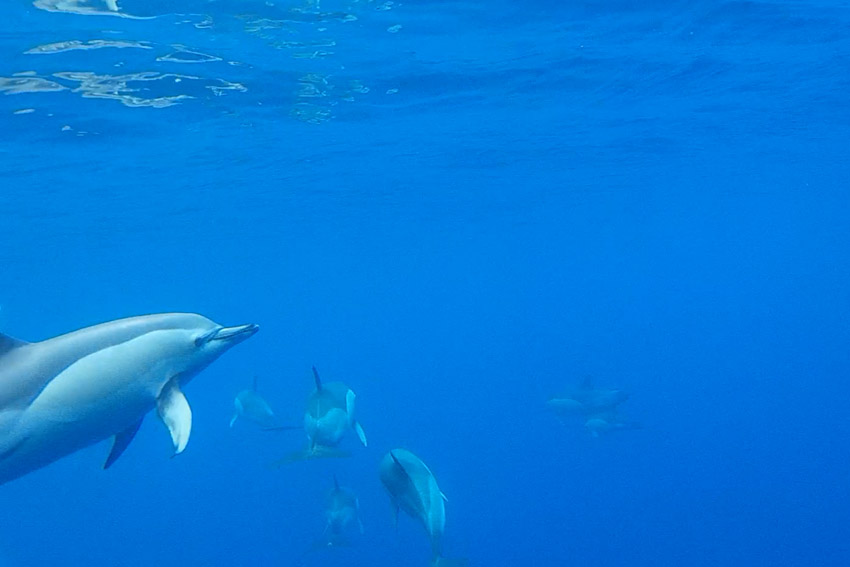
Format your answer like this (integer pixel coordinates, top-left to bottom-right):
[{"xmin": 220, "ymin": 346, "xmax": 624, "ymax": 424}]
[
  {"xmin": 584, "ymin": 412, "xmax": 642, "ymax": 438},
  {"xmin": 0, "ymin": 313, "xmax": 258, "ymax": 486},
  {"xmin": 230, "ymin": 376, "xmax": 280, "ymax": 429},
  {"xmin": 547, "ymin": 376, "xmax": 629, "ymax": 419},
  {"xmin": 276, "ymin": 366, "xmax": 367, "ymax": 464},
  {"xmin": 320, "ymin": 474, "xmax": 364, "ymax": 547},
  {"xmin": 380, "ymin": 449, "xmax": 467, "ymax": 567}
]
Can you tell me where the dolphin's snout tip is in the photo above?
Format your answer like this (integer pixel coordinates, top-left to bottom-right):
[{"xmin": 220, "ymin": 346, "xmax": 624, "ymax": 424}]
[{"xmin": 210, "ymin": 323, "xmax": 260, "ymax": 344}]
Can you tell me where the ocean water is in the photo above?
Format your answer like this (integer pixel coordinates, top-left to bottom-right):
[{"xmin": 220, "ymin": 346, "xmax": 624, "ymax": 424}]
[{"xmin": 1, "ymin": 0, "xmax": 849, "ymax": 565}]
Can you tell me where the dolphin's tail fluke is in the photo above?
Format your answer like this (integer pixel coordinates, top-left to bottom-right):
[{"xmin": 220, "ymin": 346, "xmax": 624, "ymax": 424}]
[{"xmin": 269, "ymin": 446, "xmax": 351, "ymax": 467}]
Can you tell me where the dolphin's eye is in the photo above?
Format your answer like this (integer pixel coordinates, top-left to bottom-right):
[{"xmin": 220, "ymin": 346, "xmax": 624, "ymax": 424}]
[{"xmin": 194, "ymin": 336, "xmax": 205, "ymax": 347}]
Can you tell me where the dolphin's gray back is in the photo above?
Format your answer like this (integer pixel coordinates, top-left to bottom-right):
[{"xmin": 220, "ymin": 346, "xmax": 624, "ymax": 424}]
[
  {"xmin": 307, "ymin": 381, "xmax": 350, "ymax": 417},
  {"xmin": 0, "ymin": 314, "xmax": 212, "ymax": 411},
  {"xmin": 381, "ymin": 449, "xmax": 445, "ymax": 554}
]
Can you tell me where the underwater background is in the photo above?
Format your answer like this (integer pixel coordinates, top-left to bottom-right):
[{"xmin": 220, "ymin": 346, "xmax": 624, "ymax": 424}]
[{"xmin": 1, "ymin": 0, "xmax": 849, "ymax": 565}]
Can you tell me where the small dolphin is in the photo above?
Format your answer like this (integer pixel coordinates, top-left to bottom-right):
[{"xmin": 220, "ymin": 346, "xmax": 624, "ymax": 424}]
[
  {"xmin": 0, "ymin": 313, "xmax": 258, "ymax": 486},
  {"xmin": 321, "ymin": 474, "xmax": 364, "ymax": 547},
  {"xmin": 584, "ymin": 412, "xmax": 642, "ymax": 438},
  {"xmin": 305, "ymin": 366, "xmax": 367, "ymax": 450},
  {"xmin": 547, "ymin": 376, "xmax": 629, "ymax": 419},
  {"xmin": 230, "ymin": 376, "xmax": 279, "ymax": 429},
  {"xmin": 380, "ymin": 449, "xmax": 467, "ymax": 567},
  {"xmin": 274, "ymin": 366, "xmax": 366, "ymax": 464}
]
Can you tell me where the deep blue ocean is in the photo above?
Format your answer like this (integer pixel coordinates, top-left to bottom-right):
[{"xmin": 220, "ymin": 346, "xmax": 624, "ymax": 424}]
[{"xmin": 1, "ymin": 0, "xmax": 849, "ymax": 565}]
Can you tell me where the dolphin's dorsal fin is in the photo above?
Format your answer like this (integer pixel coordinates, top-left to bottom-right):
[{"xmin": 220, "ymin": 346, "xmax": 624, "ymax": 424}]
[
  {"xmin": 390, "ymin": 452, "xmax": 410, "ymax": 480},
  {"xmin": 333, "ymin": 474, "xmax": 340, "ymax": 491},
  {"xmin": 312, "ymin": 366, "xmax": 322, "ymax": 391},
  {"xmin": 252, "ymin": 375, "xmax": 259, "ymax": 392},
  {"xmin": 0, "ymin": 332, "xmax": 28, "ymax": 356},
  {"xmin": 157, "ymin": 378, "xmax": 192, "ymax": 455},
  {"xmin": 104, "ymin": 418, "xmax": 143, "ymax": 469},
  {"xmin": 580, "ymin": 376, "xmax": 594, "ymax": 390}
]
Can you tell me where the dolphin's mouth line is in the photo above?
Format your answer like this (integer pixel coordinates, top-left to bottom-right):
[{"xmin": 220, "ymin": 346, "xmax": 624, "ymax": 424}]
[
  {"xmin": 213, "ymin": 324, "xmax": 259, "ymax": 341},
  {"xmin": 198, "ymin": 324, "xmax": 259, "ymax": 345}
]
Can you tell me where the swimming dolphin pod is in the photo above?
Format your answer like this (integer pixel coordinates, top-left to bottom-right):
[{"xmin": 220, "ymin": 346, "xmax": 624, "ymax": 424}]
[
  {"xmin": 547, "ymin": 377, "xmax": 640, "ymax": 437},
  {"xmin": 0, "ymin": 313, "xmax": 258, "ymax": 486},
  {"xmin": 380, "ymin": 449, "xmax": 467, "ymax": 567}
]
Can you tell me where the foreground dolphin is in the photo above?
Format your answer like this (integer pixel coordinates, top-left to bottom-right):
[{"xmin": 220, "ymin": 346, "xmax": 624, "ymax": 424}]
[
  {"xmin": 380, "ymin": 449, "xmax": 466, "ymax": 567},
  {"xmin": 321, "ymin": 474, "xmax": 364, "ymax": 547},
  {"xmin": 0, "ymin": 313, "xmax": 258, "ymax": 486},
  {"xmin": 230, "ymin": 376, "xmax": 280, "ymax": 429}
]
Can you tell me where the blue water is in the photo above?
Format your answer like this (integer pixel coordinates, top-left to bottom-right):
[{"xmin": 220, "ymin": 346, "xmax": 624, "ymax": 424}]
[{"xmin": 1, "ymin": 0, "xmax": 849, "ymax": 565}]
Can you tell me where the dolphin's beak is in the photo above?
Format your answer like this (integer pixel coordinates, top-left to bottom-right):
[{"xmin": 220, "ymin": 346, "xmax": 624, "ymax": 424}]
[{"xmin": 204, "ymin": 323, "xmax": 259, "ymax": 345}]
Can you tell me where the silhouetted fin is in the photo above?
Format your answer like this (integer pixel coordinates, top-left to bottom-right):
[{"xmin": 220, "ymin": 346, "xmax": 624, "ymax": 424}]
[
  {"xmin": 391, "ymin": 504, "xmax": 399, "ymax": 531},
  {"xmin": 0, "ymin": 332, "xmax": 28, "ymax": 356},
  {"xmin": 104, "ymin": 418, "xmax": 143, "ymax": 469},
  {"xmin": 390, "ymin": 451, "xmax": 411, "ymax": 480},
  {"xmin": 333, "ymin": 474, "xmax": 340, "ymax": 491},
  {"xmin": 157, "ymin": 378, "xmax": 192, "ymax": 455},
  {"xmin": 432, "ymin": 558, "xmax": 469, "ymax": 567},
  {"xmin": 312, "ymin": 366, "xmax": 322, "ymax": 390},
  {"xmin": 269, "ymin": 446, "xmax": 351, "ymax": 467},
  {"xmin": 581, "ymin": 376, "xmax": 593, "ymax": 390},
  {"xmin": 252, "ymin": 375, "xmax": 259, "ymax": 392}
]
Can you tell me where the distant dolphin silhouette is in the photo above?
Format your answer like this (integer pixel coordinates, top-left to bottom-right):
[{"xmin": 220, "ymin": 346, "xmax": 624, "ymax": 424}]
[
  {"xmin": 321, "ymin": 474, "xmax": 364, "ymax": 547},
  {"xmin": 547, "ymin": 376, "xmax": 629, "ymax": 419},
  {"xmin": 584, "ymin": 412, "xmax": 642, "ymax": 438},
  {"xmin": 0, "ymin": 313, "xmax": 258, "ymax": 486},
  {"xmin": 380, "ymin": 449, "xmax": 467, "ymax": 567},
  {"xmin": 230, "ymin": 376, "xmax": 282, "ymax": 429}
]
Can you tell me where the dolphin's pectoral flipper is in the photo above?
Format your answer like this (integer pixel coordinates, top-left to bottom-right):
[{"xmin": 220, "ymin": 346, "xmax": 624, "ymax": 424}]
[
  {"xmin": 441, "ymin": 491, "xmax": 448, "ymax": 503},
  {"xmin": 312, "ymin": 366, "xmax": 322, "ymax": 390},
  {"xmin": 345, "ymin": 389, "xmax": 355, "ymax": 416},
  {"xmin": 353, "ymin": 420, "xmax": 368, "ymax": 447},
  {"xmin": 104, "ymin": 418, "xmax": 143, "ymax": 469},
  {"xmin": 230, "ymin": 397, "xmax": 243, "ymax": 428},
  {"xmin": 157, "ymin": 378, "xmax": 192, "ymax": 455},
  {"xmin": 0, "ymin": 332, "xmax": 28, "ymax": 356}
]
